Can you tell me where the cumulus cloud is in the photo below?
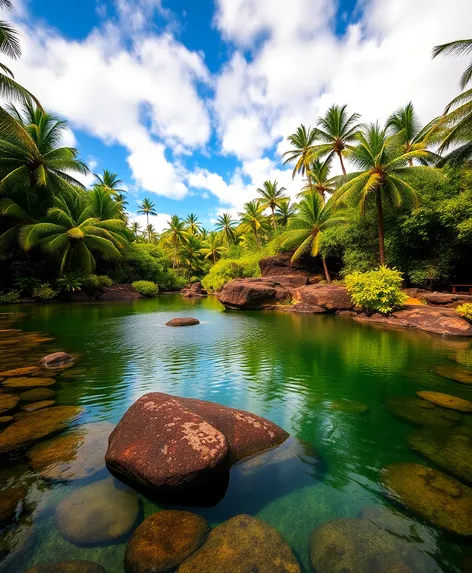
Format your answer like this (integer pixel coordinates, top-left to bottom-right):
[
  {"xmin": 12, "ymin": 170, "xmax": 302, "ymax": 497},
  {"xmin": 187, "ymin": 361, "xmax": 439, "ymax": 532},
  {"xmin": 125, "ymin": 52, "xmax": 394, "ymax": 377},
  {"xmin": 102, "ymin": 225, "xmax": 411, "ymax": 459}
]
[{"xmin": 128, "ymin": 212, "xmax": 171, "ymax": 234}]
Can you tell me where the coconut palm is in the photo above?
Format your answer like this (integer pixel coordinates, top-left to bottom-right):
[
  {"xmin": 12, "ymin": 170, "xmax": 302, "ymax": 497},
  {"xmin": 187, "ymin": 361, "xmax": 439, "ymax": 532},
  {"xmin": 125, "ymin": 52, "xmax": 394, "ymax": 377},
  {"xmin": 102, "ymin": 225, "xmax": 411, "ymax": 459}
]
[
  {"xmin": 19, "ymin": 192, "xmax": 127, "ymax": 275},
  {"xmin": 333, "ymin": 122, "xmax": 441, "ymax": 265},
  {"xmin": 199, "ymin": 227, "xmax": 209, "ymax": 241},
  {"xmin": 199, "ymin": 231, "xmax": 227, "ymax": 264},
  {"xmin": 238, "ymin": 200, "xmax": 267, "ymax": 246},
  {"xmin": 0, "ymin": 102, "xmax": 88, "ymax": 196},
  {"xmin": 137, "ymin": 198, "xmax": 157, "ymax": 242},
  {"xmin": 256, "ymin": 180, "xmax": 287, "ymax": 229},
  {"xmin": 162, "ymin": 214, "xmax": 190, "ymax": 268},
  {"xmin": 81, "ymin": 186, "xmax": 122, "ymax": 221},
  {"xmin": 282, "ymin": 124, "xmax": 318, "ymax": 180},
  {"xmin": 94, "ymin": 169, "xmax": 126, "ymax": 196},
  {"xmin": 130, "ymin": 221, "xmax": 141, "ymax": 240},
  {"xmin": 215, "ymin": 212, "xmax": 237, "ymax": 246},
  {"xmin": 179, "ymin": 236, "xmax": 202, "ymax": 273},
  {"xmin": 297, "ymin": 157, "xmax": 336, "ymax": 200},
  {"xmin": 146, "ymin": 224, "xmax": 156, "ymax": 243},
  {"xmin": 281, "ymin": 192, "xmax": 346, "ymax": 283},
  {"xmin": 433, "ymin": 39, "xmax": 472, "ymax": 90},
  {"xmin": 310, "ymin": 105, "xmax": 362, "ymax": 175},
  {"xmin": 185, "ymin": 213, "xmax": 201, "ymax": 235},
  {"xmin": 275, "ymin": 200, "xmax": 297, "ymax": 227}
]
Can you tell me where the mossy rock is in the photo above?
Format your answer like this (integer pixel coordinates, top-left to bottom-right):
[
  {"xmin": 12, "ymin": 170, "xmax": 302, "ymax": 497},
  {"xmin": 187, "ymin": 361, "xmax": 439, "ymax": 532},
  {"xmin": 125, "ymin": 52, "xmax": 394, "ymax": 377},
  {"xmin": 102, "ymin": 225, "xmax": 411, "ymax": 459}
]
[
  {"xmin": 0, "ymin": 366, "xmax": 41, "ymax": 377},
  {"xmin": 55, "ymin": 478, "xmax": 139, "ymax": 545},
  {"xmin": 434, "ymin": 365, "xmax": 472, "ymax": 385},
  {"xmin": 407, "ymin": 426, "xmax": 472, "ymax": 484},
  {"xmin": 0, "ymin": 415, "xmax": 13, "ymax": 424},
  {"xmin": 309, "ymin": 517, "xmax": 441, "ymax": 573},
  {"xmin": 20, "ymin": 388, "xmax": 55, "ymax": 402},
  {"xmin": 0, "ymin": 393, "xmax": 20, "ymax": 414},
  {"xmin": 380, "ymin": 462, "xmax": 472, "ymax": 537},
  {"xmin": 3, "ymin": 377, "xmax": 56, "ymax": 389},
  {"xmin": 25, "ymin": 560, "xmax": 107, "ymax": 573},
  {"xmin": 417, "ymin": 391, "xmax": 472, "ymax": 413},
  {"xmin": 28, "ymin": 422, "xmax": 114, "ymax": 481},
  {"xmin": 0, "ymin": 406, "xmax": 83, "ymax": 454},
  {"xmin": 321, "ymin": 399, "xmax": 368, "ymax": 414},
  {"xmin": 125, "ymin": 510, "xmax": 209, "ymax": 573},
  {"xmin": 21, "ymin": 400, "xmax": 56, "ymax": 412},
  {"xmin": 386, "ymin": 396, "xmax": 461, "ymax": 428},
  {"xmin": 0, "ymin": 485, "xmax": 27, "ymax": 526},
  {"xmin": 177, "ymin": 514, "xmax": 301, "ymax": 573},
  {"xmin": 60, "ymin": 368, "xmax": 88, "ymax": 379}
]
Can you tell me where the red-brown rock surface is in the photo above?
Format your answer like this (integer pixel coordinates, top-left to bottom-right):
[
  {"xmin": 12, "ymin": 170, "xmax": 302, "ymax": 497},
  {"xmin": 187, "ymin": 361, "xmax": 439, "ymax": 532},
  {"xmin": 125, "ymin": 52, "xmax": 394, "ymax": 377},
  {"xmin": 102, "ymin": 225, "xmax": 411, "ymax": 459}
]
[
  {"xmin": 166, "ymin": 318, "xmax": 200, "ymax": 327},
  {"xmin": 39, "ymin": 352, "xmax": 73, "ymax": 367},
  {"xmin": 106, "ymin": 392, "xmax": 288, "ymax": 493},
  {"xmin": 95, "ymin": 284, "xmax": 142, "ymax": 301},
  {"xmin": 181, "ymin": 282, "xmax": 207, "ymax": 298},
  {"xmin": 217, "ymin": 278, "xmax": 292, "ymax": 310},
  {"xmin": 293, "ymin": 284, "xmax": 353, "ymax": 312}
]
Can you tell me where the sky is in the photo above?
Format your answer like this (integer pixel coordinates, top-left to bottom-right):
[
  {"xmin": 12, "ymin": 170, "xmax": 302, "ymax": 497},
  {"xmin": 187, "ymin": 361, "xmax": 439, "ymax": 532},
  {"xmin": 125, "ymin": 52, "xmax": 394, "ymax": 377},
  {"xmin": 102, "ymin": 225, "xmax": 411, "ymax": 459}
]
[{"xmin": 5, "ymin": 0, "xmax": 471, "ymax": 232}]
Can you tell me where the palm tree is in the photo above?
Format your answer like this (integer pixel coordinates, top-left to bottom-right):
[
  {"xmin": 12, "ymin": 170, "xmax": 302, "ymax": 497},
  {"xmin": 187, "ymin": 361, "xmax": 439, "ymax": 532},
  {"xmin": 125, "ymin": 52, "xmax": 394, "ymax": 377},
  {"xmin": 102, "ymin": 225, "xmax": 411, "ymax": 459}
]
[
  {"xmin": 94, "ymin": 169, "xmax": 126, "ymax": 196},
  {"xmin": 199, "ymin": 231, "xmax": 227, "ymax": 264},
  {"xmin": 130, "ymin": 221, "xmax": 141, "ymax": 240},
  {"xmin": 137, "ymin": 198, "xmax": 157, "ymax": 242},
  {"xmin": 146, "ymin": 224, "xmax": 156, "ymax": 243},
  {"xmin": 0, "ymin": 1, "xmax": 42, "ymax": 107},
  {"xmin": 297, "ymin": 157, "xmax": 336, "ymax": 200},
  {"xmin": 199, "ymin": 227, "xmax": 209, "ymax": 241},
  {"xmin": 333, "ymin": 123, "xmax": 441, "ymax": 265},
  {"xmin": 215, "ymin": 213, "xmax": 237, "ymax": 246},
  {"xmin": 256, "ymin": 180, "xmax": 287, "ymax": 229},
  {"xmin": 282, "ymin": 124, "xmax": 318, "ymax": 180},
  {"xmin": 275, "ymin": 200, "xmax": 297, "ymax": 228},
  {"xmin": 19, "ymin": 192, "xmax": 127, "ymax": 275},
  {"xmin": 81, "ymin": 186, "xmax": 122, "ymax": 221},
  {"xmin": 281, "ymin": 192, "xmax": 347, "ymax": 282},
  {"xmin": 310, "ymin": 105, "xmax": 362, "ymax": 175},
  {"xmin": 238, "ymin": 200, "xmax": 267, "ymax": 246},
  {"xmin": 0, "ymin": 102, "xmax": 88, "ymax": 196},
  {"xmin": 162, "ymin": 214, "xmax": 190, "ymax": 268},
  {"xmin": 433, "ymin": 39, "xmax": 472, "ymax": 90},
  {"xmin": 179, "ymin": 236, "xmax": 202, "ymax": 274},
  {"xmin": 185, "ymin": 213, "xmax": 201, "ymax": 235}
]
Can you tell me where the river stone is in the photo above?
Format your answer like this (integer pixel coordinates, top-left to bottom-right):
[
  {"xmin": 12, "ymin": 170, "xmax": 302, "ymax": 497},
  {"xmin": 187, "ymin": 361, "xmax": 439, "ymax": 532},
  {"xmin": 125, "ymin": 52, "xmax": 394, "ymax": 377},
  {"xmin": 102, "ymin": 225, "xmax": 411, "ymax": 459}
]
[
  {"xmin": 386, "ymin": 396, "xmax": 461, "ymax": 428},
  {"xmin": 177, "ymin": 514, "xmax": 301, "ymax": 573},
  {"xmin": 125, "ymin": 510, "xmax": 209, "ymax": 573},
  {"xmin": 39, "ymin": 352, "xmax": 73, "ymax": 367},
  {"xmin": 20, "ymin": 388, "xmax": 55, "ymax": 402},
  {"xmin": 166, "ymin": 318, "xmax": 200, "ymax": 327},
  {"xmin": 0, "ymin": 521, "xmax": 37, "ymax": 570},
  {"xmin": 0, "ymin": 415, "xmax": 13, "ymax": 424},
  {"xmin": 434, "ymin": 365, "xmax": 472, "ymax": 385},
  {"xmin": 25, "ymin": 560, "xmax": 107, "ymax": 573},
  {"xmin": 417, "ymin": 391, "xmax": 472, "ymax": 412},
  {"xmin": 407, "ymin": 426, "xmax": 472, "ymax": 484},
  {"xmin": 28, "ymin": 422, "xmax": 114, "ymax": 481},
  {"xmin": 0, "ymin": 393, "xmax": 20, "ymax": 414},
  {"xmin": 0, "ymin": 485, "xmax": 27, "ymax": 526},
  {"xmin": 55, "ymin": 478, "xmax": 139, "ymax": 545},
  {"xmin": 321, "ymin": 399, "xmax": 368, "ymax": 414},
  {"xmin": 21, "ymin": 400, "xmax": 55, "ymax": 412},
  {"xmin": 0, "ymin": 366, "xmax": 41, "ymax": 377},
  {"xmin": 3, "ymin": 377, "xmax": 56, "ymax": 389},
  {"xmin": 0, "ymin": 406, "xmax": 83, "ymax": 454},
  {"xmin": 309, "ymin": 517, "xmax": 441, "ymax": 573},
  {"xmin": 380, "ymin": 462, "xmax": 472, "ymax": 536}
]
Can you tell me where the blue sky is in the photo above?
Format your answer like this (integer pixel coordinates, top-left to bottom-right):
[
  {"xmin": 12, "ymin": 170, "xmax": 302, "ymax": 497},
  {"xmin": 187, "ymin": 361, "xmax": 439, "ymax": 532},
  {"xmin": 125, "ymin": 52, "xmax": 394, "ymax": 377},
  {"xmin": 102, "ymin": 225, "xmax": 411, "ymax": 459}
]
[{"xmin": 8, "ymin": 0, "xmax": 470, "ymax": 232}]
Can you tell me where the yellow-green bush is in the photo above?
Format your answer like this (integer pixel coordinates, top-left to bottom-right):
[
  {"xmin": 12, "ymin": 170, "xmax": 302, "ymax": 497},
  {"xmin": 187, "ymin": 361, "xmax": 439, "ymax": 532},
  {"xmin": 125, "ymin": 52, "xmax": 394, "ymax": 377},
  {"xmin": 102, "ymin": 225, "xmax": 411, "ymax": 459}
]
[
  {"xmin": 201, "ymin": 253, "xmax": 261, "ymax": 292},
  {"xmin": 0, "ymin": 290, "xmax": 21, "ymax": 304},
  {"xmin": 345, "ymin": 266, "xmax": 407, "ymax": 314},
  {"xmin": 32, "ymin": 283, "xmax": 57, "ymax": 301},
  {"xmin": 457, "ymin": 303, "xmax": 472, "ymax": 322},
  {"xmin": 132, "ymin": 280, "xmax": 159, "ymax": 297}
]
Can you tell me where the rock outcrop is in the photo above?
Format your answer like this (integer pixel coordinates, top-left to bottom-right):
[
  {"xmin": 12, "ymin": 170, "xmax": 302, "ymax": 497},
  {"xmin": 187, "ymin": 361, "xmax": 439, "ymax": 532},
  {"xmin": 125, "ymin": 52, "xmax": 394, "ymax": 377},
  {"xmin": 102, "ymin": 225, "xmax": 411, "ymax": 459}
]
[
  {"xmin": 106, "ymin": 392, "xmax": 289, "ymax": 496},
  {"xmin": 181, "ymin": 282, "xmax": 207, "ymax": 298},
  {"xmin": 96, "ymin": 284, "xmax": 142, "ymax": 301},
  {"xmin": 217, "ymin": 278, "xmax": 292, "ymax": 310},
  {"xmin": 405, "ymin": 289, "xmax": 472, "ymax": 307}
]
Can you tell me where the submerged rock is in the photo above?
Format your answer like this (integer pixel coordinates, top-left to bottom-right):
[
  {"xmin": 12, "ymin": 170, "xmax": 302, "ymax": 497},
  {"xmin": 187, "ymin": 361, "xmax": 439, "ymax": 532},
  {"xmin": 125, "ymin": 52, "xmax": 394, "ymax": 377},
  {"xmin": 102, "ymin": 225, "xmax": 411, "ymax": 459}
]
[
  {"xmin": 38, "ymin": 352, "xmax": 73, "ymax": 367},
  {"xmin": 380, "ymin": 462, "xmax": 472, "ymax": 537},
  {"xmin": 125, "ymin": 510, "xmax": 209, "ymax": 573},
  {"xmin": 177, "ymin": 514, "xmax": 301, "ymax": 573},
  {"xmin": 28, "ymin": 422, "xmax": 114, "ymax": 481},
  {"xmin": 0, "ymin": 415, "xmax": 13, "ymax": 424},
  {"xmin": 166, "ymin": 318, "xmax": 200, "ymax": 327},
  {"xmin": 0, "ymin": 393, "xmax": 19, "ymax": 414},
  {"xmin": 417, "ymin": 391, "xmax": 472, "ymax": 412},
  {"xmin": 20, "ymin": 388, "xmax": 55, "ymax": 402},
  {"xmin": 21, "ymin": 400, "xmax": 55, "ymax": 412},
  {"xmin": 0, "ymin": 486, "xmax": 27, "ymax": 526},
  {"xmin": 0, "ymin": 521, "xmax": 37, "ymax": 570},
  {"xmin": 55, "ymin": 478, "xmax": 139, "ymax": 545},
  {"xmin": 25, "ymin": 561, "xmax": 106, "ymax": 573},
  {"xmin": 434, "ymin": 365, "xmax": 472, "ymax": 385},
  {"xmin": 407, "ymin": 426, "xmax": 472, "ymax": 484},
  {"xmin": 386, "ymin": 396, "xmax": 461, "ymax": 428},
  {"xmin": 3, "ymin": 377, "xmax": 56, "ymax": 389},
  {"xmin": 0, "ymin": 366, "xmax": 41, "ymax": 377},
  {"xmin": 309, "ymin": 517, "xmax": 441, "ymax": 573},
  {"xmin": 320, "ymin": 398, "xmax": 368, "ymax": 414},
  {"xmin": 0, "ymin": 406, "xmax": 83, "ymax": 454}
]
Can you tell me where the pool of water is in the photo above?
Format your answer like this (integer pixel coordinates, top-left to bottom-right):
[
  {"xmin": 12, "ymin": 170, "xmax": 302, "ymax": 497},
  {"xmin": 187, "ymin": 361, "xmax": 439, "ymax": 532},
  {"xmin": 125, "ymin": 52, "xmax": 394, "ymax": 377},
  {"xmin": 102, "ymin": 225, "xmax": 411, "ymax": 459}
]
[{"xmin": 1, "ymin": 295, "xmax": 472, "ymax": 572}]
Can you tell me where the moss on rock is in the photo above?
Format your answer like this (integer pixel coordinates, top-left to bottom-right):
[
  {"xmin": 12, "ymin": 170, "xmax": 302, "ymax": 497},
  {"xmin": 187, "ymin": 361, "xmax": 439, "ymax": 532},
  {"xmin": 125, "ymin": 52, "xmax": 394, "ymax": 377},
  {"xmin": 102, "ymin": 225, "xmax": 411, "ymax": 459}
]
[
  {"xmin": 386, "ymin": 396, "xmax": 461, "ymax": 428},
  {"xmin": 20, "ymin": 388, "xmax": 55, "ymax": 402},
  {"xmin": 434, "ymin": 365, "xmax": 472, "ymax": 386},
  {"xmin": 417, "ymin": 391, "xmax": 472, "ymax": 412}
]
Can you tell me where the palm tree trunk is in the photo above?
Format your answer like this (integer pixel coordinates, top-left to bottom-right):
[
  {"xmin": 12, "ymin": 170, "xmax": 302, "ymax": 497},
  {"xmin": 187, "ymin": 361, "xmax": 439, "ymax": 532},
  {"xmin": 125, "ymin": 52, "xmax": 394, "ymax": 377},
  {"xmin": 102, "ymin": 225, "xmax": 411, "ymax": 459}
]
[
  {"xmin": 376, "ymin": 188, "xmax": 386, "ymax": 266},
  {"xmin": 271, "ymin": 207, "xmax": 277, "ymax": 229},
  {"xmin": 146, "ymin": 212, "xmax": 150, "ymax": 242},
  {"xmin": 322, "ymin": 257, "xmax": 331, "ymax": 283},
  {"xmin": 337, "ymin": 151, "xmax": 347, "ymax": 176}
]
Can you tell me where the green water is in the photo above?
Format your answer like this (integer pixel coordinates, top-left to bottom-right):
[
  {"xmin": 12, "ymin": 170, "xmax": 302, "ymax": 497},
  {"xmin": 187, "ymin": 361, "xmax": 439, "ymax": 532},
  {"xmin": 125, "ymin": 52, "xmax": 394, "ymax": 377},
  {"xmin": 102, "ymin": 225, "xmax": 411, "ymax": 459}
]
[{"xmin": 1, "ymin": 295, "xmax": 472, "ymax": 572}]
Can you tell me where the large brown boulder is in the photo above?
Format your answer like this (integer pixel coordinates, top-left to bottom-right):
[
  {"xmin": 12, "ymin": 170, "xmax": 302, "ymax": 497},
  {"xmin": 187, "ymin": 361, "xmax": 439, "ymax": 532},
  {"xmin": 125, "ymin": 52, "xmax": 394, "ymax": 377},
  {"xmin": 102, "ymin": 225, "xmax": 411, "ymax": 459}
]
[
  {"xmin": 106, "ymin": 392, "xmax": 288, "ymax": 494},
  {"xmin": 259, "ymin": 252, "xmax": 313, "ymax": 278},
  {"xmin": 166, "ymin": 318, "xmax": 200, "ymax": 327},
  {"xmin": 293, "ymin": 284, "xmax": 353, "ymax": 313},
  {"xmin": 217, "ymin": 278, "xmax": 291, "ymax": 310},
  {"xmin": 181, "ymin": 282, "xmax": 207, "ymax": 298},
  {"xmin": 96, "ymin": 284, "xmax": 142, "ymax": 301}
]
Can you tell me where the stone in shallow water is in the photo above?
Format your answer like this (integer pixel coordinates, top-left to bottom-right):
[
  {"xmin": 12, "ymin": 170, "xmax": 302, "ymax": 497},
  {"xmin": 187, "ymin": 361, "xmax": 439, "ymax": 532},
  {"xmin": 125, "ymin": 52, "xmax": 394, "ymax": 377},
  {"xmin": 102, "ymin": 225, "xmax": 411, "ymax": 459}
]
[
  {"xmin": 321, "ymin": 398, "xmax": 368, "ymax": 414},
  {"xmin": 55, "ymin": 478, "xmax": 139, "ymax": 545},
  {"xmin": 3, "ymin": 377, "xmax": 56, "ymax": 389},
  {"xmin": 60, "ymin": 368, "xmax": 87, "ymax": 379},
  {"xmin": 380, "ymin": 462, "xmax": 472, "ymax": 537},
  {"xmin": 28, "ymin": 422, "xmax": 114, "ymax": 481},
  {"xmin": 0, "ymin": 486, "xmax": 27, "ymax": 526},
  {"xmin": 38, "ymin": 352, "xmax": 73, "ymax": 367},
  {"xmin": 407, "ymin": 426, "xmax": 472, "ymax": 484},
  {"xmin": 386, "ymin": 396, "xmax": 461, "ymax": 428},
  {"xmin": 0, "ymin": 521, "xmax": 37, "ymax": 570},
  {"xmin": 0, "ymin": 366, "xmax": 41, "ymax": 377},
  {"xmin": 417, "ymin": 391, "xmax": 472, "ymax": 412},
  {"xmin": 166, "ymin": 318, "xmax": 200, "ymax": 326},
  {"xmin": 177, "ymin": 514, "xmax": 301, "ymax": 573},
  {"xmin": 0, "ymin": 415, "xmax": 13, "ymax": 424},
  {"xmin": 20, "ymin": 388, "xmax": 55, "ymax": 402},
  {"xmin": 0, "ymin": 393, "xmax": 19, "ymax": 414},
  {"xmin": 125, "ymin": 510, "xmax": 209, "ymax": 573},
  {"xmin": 434, "ymin": 365, "xmax": 472, "ymax": 385},
  {"xmin": 21, "ymin": 400, "xmax": 55, "ymax": 412},
  {"xmin": 0, "ymin": 406, "xmax": 83, "ymax": 454},
  {"xmin": 309, "ymin": 517, "xmax": 441, "ymax": 573},
  {"xmin": 25, "ymin": 561, "xmax": 107, "ymax": 573}
]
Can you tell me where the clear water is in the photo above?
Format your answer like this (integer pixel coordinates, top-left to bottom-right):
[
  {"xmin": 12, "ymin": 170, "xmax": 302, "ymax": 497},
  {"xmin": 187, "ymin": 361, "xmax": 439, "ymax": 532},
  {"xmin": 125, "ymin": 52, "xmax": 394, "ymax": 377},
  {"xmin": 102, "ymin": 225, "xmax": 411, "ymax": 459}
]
[{"xmin": 1, "ymin": 295, "xmax": 472, "ymax": 572}]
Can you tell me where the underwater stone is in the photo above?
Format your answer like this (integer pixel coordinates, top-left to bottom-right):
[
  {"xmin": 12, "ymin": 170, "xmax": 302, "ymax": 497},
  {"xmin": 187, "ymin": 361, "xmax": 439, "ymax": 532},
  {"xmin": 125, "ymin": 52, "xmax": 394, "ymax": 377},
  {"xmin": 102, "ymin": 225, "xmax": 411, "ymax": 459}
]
[
  {"xmin": 38, "ymin": 352, "xmax": 73, "ymax": 367},
  {"xmin": 0, "ymin": 415, "xmax": 13, "ymax": 424},
  {"xmin": 125, "ymin": 510, "xmax": 209, "ymax": 573},
  {"xmin": 321, "ymin": 398, "xmax": 368, "ymax": 414},
  {"xmin": 386, "ymin": 396, "xmax": 461, "ymax": 428},
  {"xmin": 380, "ymin": 462, "xmax": 472, "ymax": 537},
  {"xmin": 20, "ymin": 388, "xmax": 55, "ymax": 402},
  {"xmin": 21, "ymin": 400, "xmax": 56, "ymax": 412},
  {"xmin": 3, "ymin": 377, "xmax": 56, "ymax": 389},
  {"xmin": 25, "ymin": 560, "xmax": 107, "ymax": 573},
  {"xmin": 0, "ymin": 485, "xmax": 27, "ymax": 526},
  {"xmin": 0, "ymin": 393, "xmax": 20, "ymax": 414},
  {"xmin": 434, "ymin": 365, "xmax": 472, "ymax": 385},
  {"xmin": 177, "ymin": 514, "xmax": 301, "ymax": 573},
  {"xmin": 417, "ymin": 391, "xmax": 472, "ymax": 412},
  {"xmin": 0, "ymin": 366, "xmax": 41, "ymax": 377}
]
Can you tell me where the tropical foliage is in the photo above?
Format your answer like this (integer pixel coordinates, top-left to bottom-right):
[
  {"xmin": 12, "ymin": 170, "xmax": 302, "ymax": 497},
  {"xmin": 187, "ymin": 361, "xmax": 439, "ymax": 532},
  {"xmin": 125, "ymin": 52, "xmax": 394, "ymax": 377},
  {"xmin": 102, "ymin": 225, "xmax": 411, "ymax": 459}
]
[{"xmin": 345, "ymin": 267, "xmax": 407, "ymax": 315}]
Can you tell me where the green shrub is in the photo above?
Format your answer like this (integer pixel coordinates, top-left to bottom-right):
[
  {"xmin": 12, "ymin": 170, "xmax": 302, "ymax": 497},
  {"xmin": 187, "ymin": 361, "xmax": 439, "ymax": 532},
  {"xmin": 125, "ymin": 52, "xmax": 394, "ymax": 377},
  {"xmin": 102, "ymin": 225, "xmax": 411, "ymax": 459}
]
[
  {"xmin": 82, "ymin": 274, "xmax": 113, "ymax": 289},
  {"xmin": 56, "ymin": 275, "xmax": 82, "ymax": 293},
  {"xmin": 32, "ymin": 283, "xmax": 57, "ymax": 301},
  {"xmin": 0, "ymin": 290, "xmax": 21, "ymax": 304},
  {"xmin": 202, "ymin": 253, "xmax": 261, "ymax": 292},
  {"xmin": 14, "ymin": 277, "xmax": 41, "ymax": 295},
  {"xmin": 457, "ymin": 303, "xmax": 472, "ymax": 322},
  {"xmin": 345, "ymin": 266, "xmax": 407, "ymax": 315},
  {"xmin": 132, "ymin": 280, "xmax": 159, "ymax": 297}
]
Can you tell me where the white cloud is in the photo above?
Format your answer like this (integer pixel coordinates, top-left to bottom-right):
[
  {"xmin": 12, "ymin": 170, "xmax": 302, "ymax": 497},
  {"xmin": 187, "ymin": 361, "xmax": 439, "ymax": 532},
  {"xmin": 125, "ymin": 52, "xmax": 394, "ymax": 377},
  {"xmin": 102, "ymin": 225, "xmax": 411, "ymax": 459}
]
[{"xmin": 128, "ymin": 212, "xmax": 171, "ymax": 234}]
